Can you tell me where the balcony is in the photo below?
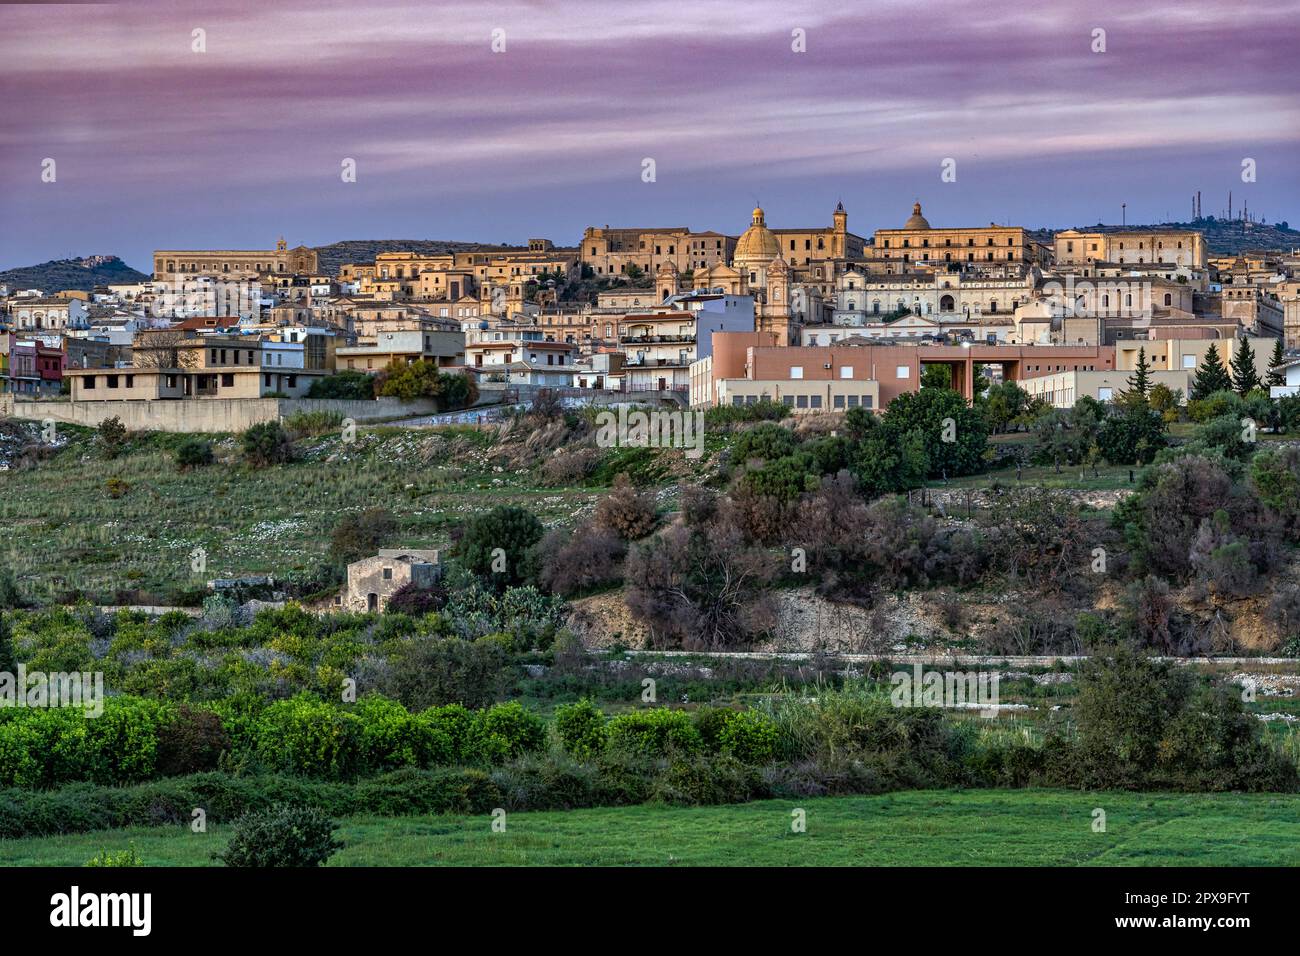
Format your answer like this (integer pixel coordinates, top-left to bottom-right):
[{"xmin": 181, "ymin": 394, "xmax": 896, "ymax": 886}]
[{"xmin": 619, "ymin": 333, "xmax": 695, "ymax": 344}]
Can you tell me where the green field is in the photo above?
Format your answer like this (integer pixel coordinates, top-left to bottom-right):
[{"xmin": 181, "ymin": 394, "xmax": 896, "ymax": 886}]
[{"xmin": 4, "ymin": 790, "xmax": 1297, "ymax": 866}]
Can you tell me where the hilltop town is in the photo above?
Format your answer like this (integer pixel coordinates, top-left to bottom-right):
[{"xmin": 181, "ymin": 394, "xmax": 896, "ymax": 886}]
[{"xmin": 2, "ymin": 203, "xmax": 1298, "ymax": 424}]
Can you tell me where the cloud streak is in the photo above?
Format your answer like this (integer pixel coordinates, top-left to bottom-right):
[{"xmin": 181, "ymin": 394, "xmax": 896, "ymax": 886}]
[{"xmin": 1, "ymin": 0, "xmax": 1297, "ymax": 270}]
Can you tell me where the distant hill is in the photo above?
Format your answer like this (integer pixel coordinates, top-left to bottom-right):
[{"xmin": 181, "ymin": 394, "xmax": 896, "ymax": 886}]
[
  {"xmin": 1029, "ymin": 218, "xmax": 1299, "ymax": 257},
  {"xmin": 0, "ymin": 255, "xmax": 148, "ymax": 294},
  {"xmin": 313, "ymin": 239, "xmax": 527, "ymax": 277}
]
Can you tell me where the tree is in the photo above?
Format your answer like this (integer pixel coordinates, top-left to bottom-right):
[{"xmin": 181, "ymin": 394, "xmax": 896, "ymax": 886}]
[
  {"xmin": 876, "ymin": 387, "xmax": 988, "ymax": 480},
  {"xmin": 1266, "ymin": 338, "xmax": 1287, "ymax": 389},
  {"xmin": 920, "ymin": 364, "xmax": 952, "ymax": 390},
  {"xmin": 1097, "ymin": 404, "xmax": 1167, "ymax": 465},
  {"xmin": 1230, "ymin": 338, "xmax": 1261, "ymax": 396},
  {"xmin": 131, "ymin": 329, "xmax": 198, "ymax": 370},
  {"xmin": 980, "ymin": 381, "xmax": 1031, "ymax": 433},
  {"xmin": 456, "ymin": 505, "xmax": 544, "ymax": 588},
  {"xmin": 1189, "ymin": 343, "xmax": 1233, "ymax": 400},
  {"xmin": 329, "ymin": 507, "xmax": 397, "ymax": 563},
  {"xmin": 1123, "ymin": 346, "xmax": 1152, "ymax": 400}
]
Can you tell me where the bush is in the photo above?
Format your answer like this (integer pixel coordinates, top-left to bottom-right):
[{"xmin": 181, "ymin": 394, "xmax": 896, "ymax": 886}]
[
  {"xmin": 731, "ymin": 423, "xmax": 798, "ymax": 464},
  {"xmin": 174, "ymin": 437, "xmax": 214, "ymax": 471},
  {"xmin": 253, "ymin": 696, "xmax": 365, "ymax": 780},
  {"xmin": 328, "ymin": 507, "xmax": 397, "ymax": 563},
  {"xmin": 353, "ymin": 767, "xmax": 502, "ymax": 816},
  {"xmin": 703, "ymin": 400, "xmax": 789, "ymax": 427},
  {"xmin": 455, "ymin": 505, "xmax": 544, "ymax": 588},
  {"xmin": 241, "ymin": 421, "xmax": 293, "ymax": 467},
  {"xmin": 1071, "ymin": 648, "xmax": 1297, "ymax": 791},
  {"xmin": 155, "ymin": 705, "xmax": 231, "ymax": 777},
  {"xmin": 97, "ymin": 417, "xmax": 128, "ymax": 459},
  {"xmin": 717, "ymin": 710, "xmax": 780, "ymax": 764},
  {"xmin": 593, "ymin": 476, "xmax": 657, "ymax": 540},
  {"xmin": 471, "ymin": 701, "xmax": 546, "ymax": 763},
  {"xmin": 85, "ymin": 844, "xmax": 143, "ymax": 867},
  {"xmin": 536, "ymin": 524, "xmax": 625, "ymax": 597},
  {"xmin": 385, "ymin": 580, "xmax": 448, "ymax": 616},
  {"xmin": 553, "ymin": 699, "xmax": 607, "ymax": 760},
  {"xmin": 306, "ymin": 371, "xmax": 375, "ymax": 400},
  {"xmin": 215, "ymin": 803, "xmax": 343, "ymax": 867},
  {"xmin": 283, "ymin": 410, "xmax": 344, "ymax": 438},
  {"xmin": 379, "ymin": 637, "xmax": 508, "ymax": 711},
  {"xmin": 605, "ymin": 709, "xmax": 703, "ymax": 759}
]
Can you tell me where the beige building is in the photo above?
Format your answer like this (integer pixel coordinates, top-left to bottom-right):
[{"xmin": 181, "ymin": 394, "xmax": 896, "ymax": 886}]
[
  {"xmin": 339, "ymin": 549, "xmax": 442, "ymax": 613},
  {"xmin": 580, "ymin": 226, "xmax": 735, "ymax": 277},
  {"xmin": 872, "ymin": 203, "xmax": 1046, "ymax": 270},
  {"xmin": 336, "ymin": 329, "xmax": 466, "ymax": 372},
  {"xmin": 153, "ymin": 238, "xmax": 318, "ymax": 278},
  {"xmin": 1054, "ymin": 229, "xmax": 1206, "ymax": 269},
  {"xmin": 64, "ymin": 332, "xmax": 323, "ymax": 401}
]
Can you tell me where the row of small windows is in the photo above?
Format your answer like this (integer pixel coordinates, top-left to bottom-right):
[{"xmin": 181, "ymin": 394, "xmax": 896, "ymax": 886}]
[{"xmin": 884, "ymin": 237, "xmax": 1016, "ymax": 249}]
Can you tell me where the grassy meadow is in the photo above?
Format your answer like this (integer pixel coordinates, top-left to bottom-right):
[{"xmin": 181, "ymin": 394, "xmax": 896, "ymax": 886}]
[{"xmin": 4, "ymin": 790, "xmax": 1297, "ymax": 867}]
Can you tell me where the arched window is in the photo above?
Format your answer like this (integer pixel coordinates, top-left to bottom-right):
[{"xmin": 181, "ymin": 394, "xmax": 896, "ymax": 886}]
[
  {"xmin": 939, "ymin": 294, "xmax": 955, "ymax": 312},
  {"xmin": 1163, "ymin": 293, "xmax": 1172, "ymax": 306}
]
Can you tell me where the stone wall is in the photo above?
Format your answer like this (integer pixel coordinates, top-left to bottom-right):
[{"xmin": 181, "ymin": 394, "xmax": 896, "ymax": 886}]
[{"xmin": 6, "ymin": 396, "xmax": 439, "ymax": 433}]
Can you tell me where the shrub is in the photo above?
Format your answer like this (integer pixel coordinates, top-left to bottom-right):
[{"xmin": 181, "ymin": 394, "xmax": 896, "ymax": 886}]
[
  {"xmin": 85, "ymin": 844, "xmax": 143, "ymax": 867},
  {"xmin": 379, "ymin": 638, "xmax": 508, "ymax": 712},
  {"xmin": 455, "ymin": 505, "xmax": 544, "ymax": 588},
  {"xmin": 536, "ymin": 524, "xmax": 625, "ymax": 597},
  {"xmin": 731, "ymin": 422, "xmax": 798, "ymax": 463},
  {"xmin": 155, "ymin": 705, "xmax": 231, "ymax": 777},
  {"xmin": 385, "ymin": 580, "xmax": 448, "ymax": 616},
  {"xmin": 254, "ymin": 696, "xmax": 365, "ymax": 780},
  {"xmin": 717, "ymin": 710, "xmax": 780, "ymax": 764},
  {"xmin": 605, "ymin": 709, "xmax": 703, "ymax": 759},
  {"xmin": 353, "ymin": 767, "xmax": 502, "ymax": 816},
  {"xmin": 283, "ymin": 410, "xmax": 344, "ymax": 438},
  {"xmin": 1073, "ymin": 649, "xmax": 1297, "ymax": 791},
  {"xmin": 104, "ymin": 477, "xmax": 130, "ymax": 499},
  {"xmin": 594, "ymin": 475, "xmax": 658, "ymax": 540},
  {"xmin": 174, "ymin": 437, "xmax": 214, "ymax": 471},
  {"xmin": 553, "ymin": 699, "xmax": 607, "ymax": 760},
  {"xmin": 471, "ymin": 701, "xmax": 546, "ymax": 763},
  {"xmin": 306, "ymin": 371, "xmax": 375, "ymax": 400},
  {"xmin": 215, "ymin": 803, "xmax": 343, "ymax": 867},
  {"xmin": 97, "ymin": 416, "xmax": 128, "ymax": 459},
  {"xmin": 0, "ymin": 569, "xmax": 25, "ymax": 611},
  {"xmin": 329, "ymin": 507, "xmax": 398, "ymax": 563},
  {"xmin": 241, "ymin": 421, "xmax": 293, "ymax": 467},
  {"xmin": 703, "ymin": 400, "xmax": 789, "ymax": 427}
]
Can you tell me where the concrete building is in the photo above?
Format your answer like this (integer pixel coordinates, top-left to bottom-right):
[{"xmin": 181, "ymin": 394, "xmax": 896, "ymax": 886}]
[{"xmin": 336, "ymin": 329, "xmax": 466, "ymax": 373}]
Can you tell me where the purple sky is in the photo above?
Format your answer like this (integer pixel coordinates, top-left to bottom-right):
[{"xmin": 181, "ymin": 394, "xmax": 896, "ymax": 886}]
[{"xmin": 2, "ymin": 0, "xmax": 1298, "ymax": 272}]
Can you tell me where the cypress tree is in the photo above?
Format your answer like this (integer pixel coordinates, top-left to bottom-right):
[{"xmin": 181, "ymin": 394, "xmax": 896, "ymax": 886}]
[
  {"xmin": 1266, "ymin": 338, "xmax": 1286, "ymax": 388},
  {"xmin": 1125, "ymin": 346, "xmax": 1152, "ymax": 399},
  {"xmin": 1190, "ymin": 342, "xmax": 1233, "ymax": 400},
  {"xmin": 1230, "ymin": 337, "xmax": 1261, "ymax": 396}
]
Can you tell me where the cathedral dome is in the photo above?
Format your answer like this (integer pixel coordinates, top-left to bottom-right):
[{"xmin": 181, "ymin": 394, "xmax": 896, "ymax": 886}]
[
  {"xmin": 903, "ymin": 202, "xmax": 931, "ymax": 230},
  {"xmin": 734, "ymin": 206, "xmax": 781, "ymax": 264}
]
